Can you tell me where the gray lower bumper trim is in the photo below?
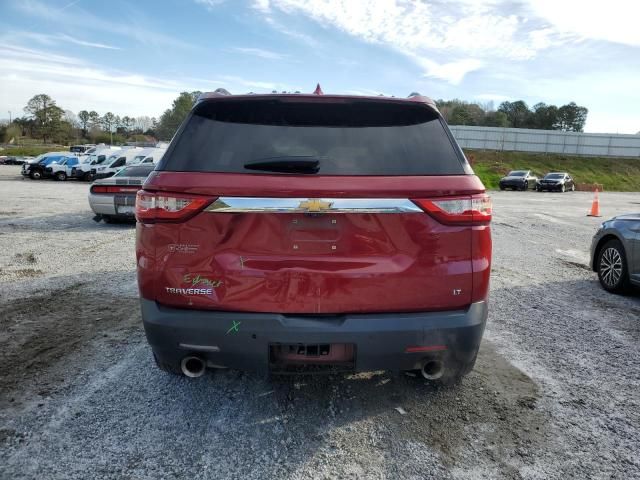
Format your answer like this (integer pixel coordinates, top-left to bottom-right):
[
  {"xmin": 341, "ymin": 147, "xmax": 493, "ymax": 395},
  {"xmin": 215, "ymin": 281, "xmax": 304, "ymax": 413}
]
[{"xmin": 141, "ymin": 299, "xmax": 488, "ymax": 373}]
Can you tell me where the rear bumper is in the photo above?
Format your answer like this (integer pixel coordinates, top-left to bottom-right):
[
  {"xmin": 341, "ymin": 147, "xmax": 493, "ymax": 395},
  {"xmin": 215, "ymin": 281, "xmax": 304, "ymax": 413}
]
[
  {"xmin": 88, "ymin": 193, "xmax": 116, "ymax": 215},
  {"xmin": 589, "ymin": 232, "xmax": 601, "ymax": 271},
  {"xmin": 538, "ymin": 184, "xmax": 562, "ymax": 191},
  {"xmin": 141, "ymin": 298, "xmax": 488, "ymax": 374},
  {"xmin": 500, "ymin": 181, "xmax": 526, "ymax": 189}
]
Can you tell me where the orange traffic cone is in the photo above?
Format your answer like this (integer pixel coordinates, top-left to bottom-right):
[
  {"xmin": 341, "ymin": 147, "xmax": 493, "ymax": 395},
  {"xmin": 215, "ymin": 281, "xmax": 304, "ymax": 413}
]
[{"xmin": 587, "ymin": 188, "xmax": 601, "ymax": 217}]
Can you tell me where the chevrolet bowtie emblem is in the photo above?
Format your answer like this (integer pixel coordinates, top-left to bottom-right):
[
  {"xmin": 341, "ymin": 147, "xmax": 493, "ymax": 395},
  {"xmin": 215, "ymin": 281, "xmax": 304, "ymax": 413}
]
[{"xmin": 298, "ymin": 198, "xmax": 333, "ymax": 212}]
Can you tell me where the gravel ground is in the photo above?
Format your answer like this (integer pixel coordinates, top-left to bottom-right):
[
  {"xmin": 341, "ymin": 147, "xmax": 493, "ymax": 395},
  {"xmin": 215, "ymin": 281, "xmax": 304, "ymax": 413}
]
[{"xmin": 0, "ymin": 165, "xmax": 638, "ymax": 479}]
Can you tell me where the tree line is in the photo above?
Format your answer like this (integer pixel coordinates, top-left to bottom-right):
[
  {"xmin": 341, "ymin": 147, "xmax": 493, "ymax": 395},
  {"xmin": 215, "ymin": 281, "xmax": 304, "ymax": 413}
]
[
  {"xmin": 436, "ymin": 99, "xmax": 589, "ymax": 132},
  {"xmin": 1, "ymin": 92, "xmax": 590, "ymax": 146},
  {"xmin": 2, "ymin": 94, "xmax": 159, "ymax": 145}
]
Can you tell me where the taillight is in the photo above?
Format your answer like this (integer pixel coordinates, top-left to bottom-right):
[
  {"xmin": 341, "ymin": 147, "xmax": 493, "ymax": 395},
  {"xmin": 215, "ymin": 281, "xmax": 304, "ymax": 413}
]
[
  {"xmin": 135, "ymin": 190, "xmax": 215, "ymax": 223},
  {"xmin": 412, "ymin": 194, "xmax": 492, "ymax": 225},
  {"xmin": 91, "ymin": 185, "xmax": 141, "ymax": 194}
]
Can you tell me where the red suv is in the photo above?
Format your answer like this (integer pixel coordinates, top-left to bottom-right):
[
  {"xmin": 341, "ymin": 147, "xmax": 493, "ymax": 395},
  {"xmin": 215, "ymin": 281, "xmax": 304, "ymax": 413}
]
[{"xmin": 135, "ymin": 91, "xmax": 492, "ymax": 384}]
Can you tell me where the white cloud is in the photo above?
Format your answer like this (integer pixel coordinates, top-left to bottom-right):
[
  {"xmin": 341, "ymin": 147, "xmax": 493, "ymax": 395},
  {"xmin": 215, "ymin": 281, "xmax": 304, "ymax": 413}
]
[
  {"xmin": 252, "ymin": 0, "xmax": 557, "ymax": 83},
  {"xmin": 16, "ymin": 0, "xmax": 193, "ymax": 49},
  {"xmin": 583, "ymin": 111, "xmax": 640, "ymax": 134},
  {"xmin": 1, "ymin": 31, "xmax": 121, "ymax": 50},
  {"xmin": 0, "ymin": 45, "xmax": 287, "ymax": 118},
  {"xmin": 252, "ymin": 0, "xmax": 271, "ymax": 13},
  {"xmin": 411, "ymin": 56, "xmax": 484, "ymax": 85},
  {"xmin": 345, "ymin": 88, "xmax": 388, "ymax": 96},
  {"xmin": 195, "ymin": 75, "xmax": 277, "ymax": 91},
  {"xmin": 194, "ymin": 0, "xmax": 226, "ymax": 10},
  {"xmin": 528, "ymin": 0, "xmax": 640, "ymax": 47},
  {"xmin": 251, "ymin": 0, "xmax": 640, "ymax": 85},
  {"xmin": 232, "ymin": 47, "xmax": 288, "ymax": 60},
  {"xmin": 193, "ymin": 0, "xmax": 318, "ymax": 47},
  {"xmin": 248, "ymin": 3, "xmax": 320, "ymax": 47},
  {"xmin": 2, "ymin": 45, "xmax": 80, "ymax": 67},
  {"xmin": 474, "ymin": 93, "xmax": 511, "ymax": 102},
  {"xmin": 58, "ymin": 34, "xmax": 121, "ymax": 50},
  {"xmin": 264, "ymin": 16, "xmax": 320, "ymax": 47}
]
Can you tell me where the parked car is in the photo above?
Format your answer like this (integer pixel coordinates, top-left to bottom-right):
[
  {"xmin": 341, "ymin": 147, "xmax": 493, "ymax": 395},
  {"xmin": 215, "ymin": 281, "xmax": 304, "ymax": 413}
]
[
  {"xmin": 80, "ymin": 144, "xmax": 107, "ymax": 156},
  {"xmin": 590, "ymin": 214, "xmax": 640, "ymax": 293},
  {"xmin": 93, "ymin": 148, "xmax": 144, "ymax": 179},
  {"xmin": 72, "ymin": 147, "xmax": 122, "ymax": 181},
  {"xmin": 70, "ymin": 144, "xmax": 95, "ymax": 153},
  {"xmin": 0, "ymin": 156, "xmax": 18, "ymax": 165},
  {"xmin": 136, "ymin": 91, "xmax": 492, "ymax": 383},
  {"xmin": 89, "ymin": 164, "xmax": 155, "ymax": 222},
  {"xmin": 129, "ymin": 147, "xmax": 166, "ymax": 165},
  {"xmin": 22, "ymin": 153, "xmax": 74, "ymax": 179},
  {"xmin": 536, "ymin": 172, "xmax": 575, "ymax": 192},
  {"xmin": 46, "ymin": 156, "xmax": 82, "ymax": 180},
  {"xmin": 499, "ymin": 170, "xmax": 538, "ymax": 191},
  {"xmin": 6, "ymin": 156, "xmax": 30, "ymax": 165}
]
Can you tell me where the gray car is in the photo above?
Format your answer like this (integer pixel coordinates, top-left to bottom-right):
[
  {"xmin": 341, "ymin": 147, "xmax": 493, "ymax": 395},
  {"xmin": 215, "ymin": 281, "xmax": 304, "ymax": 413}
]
[
  {"xmin": 88, "ymin": 164, "xmax": 155, "ymax": 222},
  {"xmin": 590, "ymin": 214, "xmax": 640, "ymax": 293}
]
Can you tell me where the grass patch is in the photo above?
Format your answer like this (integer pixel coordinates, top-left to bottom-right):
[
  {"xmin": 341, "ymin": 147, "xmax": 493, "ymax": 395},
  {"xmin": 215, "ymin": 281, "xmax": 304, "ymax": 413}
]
[
  {"xmin": 0, "ymin": 145, "xmax": 66, "ymax": 156},
  {"xmin": 467, "ymin": 150, "xmax": 640, "ymax": 192}
]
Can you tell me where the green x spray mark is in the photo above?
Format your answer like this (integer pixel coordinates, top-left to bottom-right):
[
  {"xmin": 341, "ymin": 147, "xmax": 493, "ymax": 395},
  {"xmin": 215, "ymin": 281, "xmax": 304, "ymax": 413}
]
[{"xmin": 226, "ymin": 320, "xmax": 241, "ymax": 334}]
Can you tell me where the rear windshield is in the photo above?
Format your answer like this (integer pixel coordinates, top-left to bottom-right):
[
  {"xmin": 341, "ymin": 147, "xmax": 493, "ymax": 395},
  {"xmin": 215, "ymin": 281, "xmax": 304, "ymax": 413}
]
[
  {"xmin": 115, "ymin": 165, "xmax": 155, "ymax": 177},
  {"xmin": 41, "ymin": 156, "xmax": 62, "ymax": 164},
  {"xmin": 158, "ymin": 99, "xmax": 465, "ymax": 175}
]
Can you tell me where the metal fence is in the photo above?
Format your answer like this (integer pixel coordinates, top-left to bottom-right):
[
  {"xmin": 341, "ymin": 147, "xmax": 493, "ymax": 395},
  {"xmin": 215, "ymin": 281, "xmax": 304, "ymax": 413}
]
[{"xmin": 449, "ymin": 125, "xmax": 640, "ymax": 158}]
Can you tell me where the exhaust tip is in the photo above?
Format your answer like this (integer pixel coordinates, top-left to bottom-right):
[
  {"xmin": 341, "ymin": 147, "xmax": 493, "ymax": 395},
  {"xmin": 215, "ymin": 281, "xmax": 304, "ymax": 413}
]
[
  {"xmin": 421, "ymin": 359, "xmax": 444, "ymax": 381},
  {"xmin": 181, "ymin": 355, "xmax": 206, "ymax": 378}
]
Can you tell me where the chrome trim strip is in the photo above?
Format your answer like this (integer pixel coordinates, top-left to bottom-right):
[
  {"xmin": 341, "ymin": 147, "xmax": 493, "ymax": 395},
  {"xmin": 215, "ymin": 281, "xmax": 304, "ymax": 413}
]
[
  {"xmin": 204, "ymin": 197, "xmax": 422, "ymax": 213},
  {"xmin": 178, "ymin": 343, "xmax": 221, "ymax": 352}
]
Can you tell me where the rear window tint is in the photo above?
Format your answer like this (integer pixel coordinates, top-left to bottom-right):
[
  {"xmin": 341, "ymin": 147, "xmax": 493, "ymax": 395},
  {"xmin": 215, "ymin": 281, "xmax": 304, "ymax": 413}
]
[
  {"xmin": 116, "ymin": 165, "xmax": 154, "ymax": 177},
  {"xmin": 158, "ymin": 99, "xmax": 465, "ymax": 175}
]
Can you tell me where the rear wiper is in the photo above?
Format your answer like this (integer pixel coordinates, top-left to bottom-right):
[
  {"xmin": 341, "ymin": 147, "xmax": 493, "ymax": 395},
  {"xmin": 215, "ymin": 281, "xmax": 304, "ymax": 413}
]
[{"xmin": 243, "ymin": 156, "xmax": 320, "ymax": 174}]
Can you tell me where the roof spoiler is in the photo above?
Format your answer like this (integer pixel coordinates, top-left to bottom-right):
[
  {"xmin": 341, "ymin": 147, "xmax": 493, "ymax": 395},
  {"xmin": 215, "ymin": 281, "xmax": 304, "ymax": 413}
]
[
  {"xmin": 196, "ymin": 88, "xmax": 439, "ymax": 112},
  {"xmin": 407, "ymin": 92, "xmax": 439, "ymax": 112},
  {"xmin": 197, "ymin": 88, "xmax": 231, "ymax": 102}
]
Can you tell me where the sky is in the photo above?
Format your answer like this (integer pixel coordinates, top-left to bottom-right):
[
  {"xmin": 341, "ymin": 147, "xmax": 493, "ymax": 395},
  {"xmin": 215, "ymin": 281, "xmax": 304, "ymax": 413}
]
[{"xmin": 0, "ymin": 0, "xmax": 639, "ymax": 133}]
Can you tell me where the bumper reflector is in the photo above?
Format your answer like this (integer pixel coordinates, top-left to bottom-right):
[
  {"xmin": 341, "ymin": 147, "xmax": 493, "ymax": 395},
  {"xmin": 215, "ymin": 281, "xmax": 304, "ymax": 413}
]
[{"xmin": 405, "ymin": 345, "xmax": 447, "ymax": 353}]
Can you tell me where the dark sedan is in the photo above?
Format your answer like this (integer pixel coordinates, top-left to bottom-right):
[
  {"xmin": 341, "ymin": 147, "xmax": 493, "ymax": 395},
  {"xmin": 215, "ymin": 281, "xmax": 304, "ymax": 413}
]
[
  {"xmin": 499, "ymin": 170, "xmax": 538, "ymax": 191},
  {"xmin": 537, "ymin": 172, "xmax": 575, "ymax": 192},
  {"xmin": 591, "ymin": 213, "xmax": 640, "ymax": 293}
]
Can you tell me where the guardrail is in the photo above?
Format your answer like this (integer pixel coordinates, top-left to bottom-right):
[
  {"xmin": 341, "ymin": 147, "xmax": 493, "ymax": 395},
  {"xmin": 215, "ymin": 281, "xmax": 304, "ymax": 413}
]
[{"xmin": 449, "ymin": 125, "xmax": 640, "ymax": 158}]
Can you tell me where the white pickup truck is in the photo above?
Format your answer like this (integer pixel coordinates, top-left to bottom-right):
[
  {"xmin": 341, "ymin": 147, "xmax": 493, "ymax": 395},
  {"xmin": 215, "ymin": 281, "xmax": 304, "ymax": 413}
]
[
  {"xmin": 93, "ymin": 148, "xmax": 144, "ymax": 179},
  {"xmin": 46, "ymin": 156, "xmax": 81, "ymax": 181},
  {"xmin": 72, "ymin": 147, "xmax": 122, "ymax": 181}
]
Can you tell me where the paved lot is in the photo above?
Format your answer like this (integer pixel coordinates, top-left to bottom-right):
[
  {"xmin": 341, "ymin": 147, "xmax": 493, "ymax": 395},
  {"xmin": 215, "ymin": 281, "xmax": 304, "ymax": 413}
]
[{"xmin": 0, "ymin": 165, "xmax": 638, "ymax": 479}]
